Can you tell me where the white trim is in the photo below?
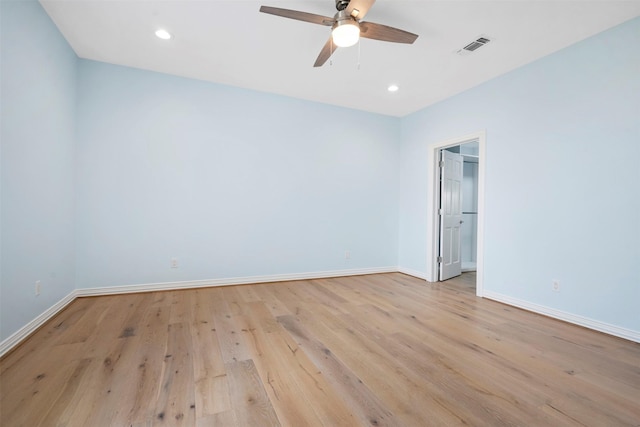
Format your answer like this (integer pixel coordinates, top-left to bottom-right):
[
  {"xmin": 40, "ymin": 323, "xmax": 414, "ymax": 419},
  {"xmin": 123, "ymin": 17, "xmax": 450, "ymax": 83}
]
[
  {"xmin": 0, "ymin": 290, "xmax": 79, "ymax": 357},
  {"xmin": 397, "ymin": 266, "xmax": 428, "ymax": 280},
  {"xmin": 476, "ymin": 132, "xmax": 486, "ymax": 298},
  {"xmin": 75, "ymin": 267, "xmax": 398, "ymax": 297},
  {"xmin": 0, "ymin": 266, "xmax": 395, "ymax": 357},
  {"xmin": 427, "ymin": 130, "xmax": 486, "ymax": 297},
  {"xmin": 3, "ymin": 267, "xmax": 638, "ymax": 357},
  {"xmin": 484, "ymin": 291, "xmax": 640, "ymax": 343}
]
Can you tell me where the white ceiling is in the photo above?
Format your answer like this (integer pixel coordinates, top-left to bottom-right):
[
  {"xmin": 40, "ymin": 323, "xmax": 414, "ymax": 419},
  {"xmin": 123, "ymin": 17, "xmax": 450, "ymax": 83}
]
[{"xmin": 40, "ymin": 0, "xmax": 640, "ymax": 117}]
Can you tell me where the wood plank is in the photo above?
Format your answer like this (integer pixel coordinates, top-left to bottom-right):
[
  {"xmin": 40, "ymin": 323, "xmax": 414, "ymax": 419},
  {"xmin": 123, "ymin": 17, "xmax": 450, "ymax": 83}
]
[
  {"xmin": 233, "ymin": 283, "xmax": 264, "ymax": 304},
  {"xmin": 0, "ymin": 296, "xmax": 102, "ymax": 375},
  {"xmin": 122, "ymin": 298, "xmax": 172, "ymax": 424},
  {"xmin": 1, "ymin": 352, "xmax": 91, "ymax": 426},
  {"xmin": 224, "ymin": 359, "xmax": 280, "ymax": 427},
  {"xmin": 38, "ymin": 358, "xmax": 93, "ymax": 424},
  {"xmin": 1, "ymin": 273, "xmax": 638, "ymax": 426},
  {"xmin": 238, "ymin": 312, "xmax": 320, "ymax": 426},
  {"xmin": 210, "ymin": 292, "xmax": 253, "ymax": 364},
  {"xmin": 249, "ymin": 284, "xmax": 292, "ymax": 318},
  {"xmin": 189, "ymin": 290, "xmax": 232, "ymax": 418},
  {"xmin": 282, "ymin": 302, "xmax": 458, "ymax": 425},
  {"xmin": 169, "ymin": 291, "xmax": 191, "ymax": 324},
  {"xmin": 152, "ymin": 322, "xmax": 196, "ymax": 424},
  {"xmin": 195, "ymin": 410, "xmax": 237, "ymax": 426},
  {"xmin": 242, "ymin": 302, "xmax": 357, "ymax": 426},
  {"xmin": 52, "ymin": 297, "xmax": 111, "ymax": 346},
  {"xmin": 277, "ymin": 314, "xmax": 398, "ymax": 426}
]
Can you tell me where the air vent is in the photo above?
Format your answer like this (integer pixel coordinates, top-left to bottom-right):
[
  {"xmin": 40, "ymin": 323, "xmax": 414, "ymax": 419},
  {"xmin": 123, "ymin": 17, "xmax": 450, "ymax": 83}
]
[{"xmin": 456, "ymin": 35, "xmax": 493, "ymax": 56}]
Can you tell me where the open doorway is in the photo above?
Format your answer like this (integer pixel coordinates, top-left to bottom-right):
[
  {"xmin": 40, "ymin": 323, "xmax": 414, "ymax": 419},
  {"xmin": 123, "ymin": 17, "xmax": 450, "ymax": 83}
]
[
  {"xmin": 444, "ymin": 142, "xmax": 479, "ymax": 273},
  {"xmin": 428, "ymin": 131, "xmax": 485, "ymax": 297}
]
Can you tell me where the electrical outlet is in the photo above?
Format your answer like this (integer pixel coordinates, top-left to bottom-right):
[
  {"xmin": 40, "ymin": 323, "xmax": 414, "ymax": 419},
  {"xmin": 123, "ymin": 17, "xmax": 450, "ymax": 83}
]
[
  {"xmin": 171, "ymin": 258, "xmax": 179, "ymax": 269},
  {"xmin": 552, "ymin": 280, "xmax": 560, "ymax": 292},
  {"xmin": 345, "ymin": 251, "xmax": 351, "ymax": 260},
  {"xmin": 35, "ymin": 280, "xmax": 41, "ymax": 296}
]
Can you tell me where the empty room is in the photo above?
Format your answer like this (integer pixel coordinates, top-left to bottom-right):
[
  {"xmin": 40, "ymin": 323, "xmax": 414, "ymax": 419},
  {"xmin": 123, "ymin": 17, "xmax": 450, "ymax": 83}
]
[{"xmin": 1, "ymin": 0, "xmax": 639, "ymax": 425}]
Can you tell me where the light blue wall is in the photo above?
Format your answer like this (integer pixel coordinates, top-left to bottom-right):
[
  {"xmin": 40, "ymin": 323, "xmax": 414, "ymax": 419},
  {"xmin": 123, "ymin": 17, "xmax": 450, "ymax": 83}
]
[
  {"xmin": 1, "ymin": 0, "xmax": 77, "ymax": 339},
  {"xmin": 2, "ymin": 0, "xmax": 637, "ymax": 342},
  {"xmin": 398, "ymin": 17, "xmax": 640, "ymax": 331},
  {"xmin": 75, "ymin": 60, "xmax": 400, "ymax": 288}
]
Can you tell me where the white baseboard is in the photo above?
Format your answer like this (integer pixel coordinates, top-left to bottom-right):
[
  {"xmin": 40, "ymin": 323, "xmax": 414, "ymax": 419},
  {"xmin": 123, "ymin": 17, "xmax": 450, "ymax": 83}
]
[
  {"xmin": 3, "ymin": 268, "xmax": 637, "ymax": 358},
  {"xmin": 397, "ymin": 267, "xmax": 428, "ymax": 280},
  {"xmin": 483, "ymin": 291, "xmax": 640, "ymax": 343},
  {"xmin": 75, "ymin": 266, "xmax": 398, "ymax": 297},
  {"xmin": 0, "ymin": 266, "xmax": 396, "ymax": 357},
  {"xmin": 0, "ymin": 290, "xmax": 79, "ymax": 357}
]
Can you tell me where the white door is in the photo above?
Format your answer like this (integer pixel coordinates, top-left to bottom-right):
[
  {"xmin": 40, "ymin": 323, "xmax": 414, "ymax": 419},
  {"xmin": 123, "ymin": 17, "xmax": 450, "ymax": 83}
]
[{"xmin": 439, "ymin": 150, "xmax": 463, "ymax": 281}]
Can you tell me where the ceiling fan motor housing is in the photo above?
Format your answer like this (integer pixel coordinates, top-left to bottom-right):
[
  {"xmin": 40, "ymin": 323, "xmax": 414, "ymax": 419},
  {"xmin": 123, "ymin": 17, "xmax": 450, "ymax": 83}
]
[
  {"xmin": 335, "ymin": 0, "xmax": 350, "ymax": 11},
  {"xmin": 333, "ymin": 10, "xmax": 358, "ymax": 27}
]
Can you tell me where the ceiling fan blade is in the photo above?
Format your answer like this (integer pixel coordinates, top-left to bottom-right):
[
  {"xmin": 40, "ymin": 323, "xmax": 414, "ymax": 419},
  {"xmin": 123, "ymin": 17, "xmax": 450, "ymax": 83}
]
[
  {"xmin": 346, "ymin": 0, "xmax": 376, "ymax": 20},
  {"xmin": 313, "ymin": 37, "xmax": 338, "ymax": 67},
  {"xmin": 359, "ymin": 22, "xmax": 418, "ymax": 44},
  {"xmin": 259, "ymin": 6, "xmax": 334, "ymax": 26}
]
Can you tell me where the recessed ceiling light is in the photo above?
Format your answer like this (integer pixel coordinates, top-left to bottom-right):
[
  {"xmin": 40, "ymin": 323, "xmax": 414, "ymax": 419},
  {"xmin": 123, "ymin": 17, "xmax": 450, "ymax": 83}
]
[
  {"xmin": 155, "ymin": 29, "xmax": 171, "ymax": 40},
  {"xmin": 388, "ymin": 84, "xmax": 399, "ymax": 93}
]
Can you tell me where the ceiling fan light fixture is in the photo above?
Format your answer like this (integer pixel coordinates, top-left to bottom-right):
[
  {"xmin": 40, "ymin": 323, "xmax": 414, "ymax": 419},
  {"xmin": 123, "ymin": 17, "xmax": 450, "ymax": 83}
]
[
  {"xmin": 259, "ymin": 2, "xmax": 419, "ymax": 67},
  {"xmin": 332, "ymin": 20, "xmax": 360, "ymax": 47},
  {"xmin": 155, "ymin": 29, "xmax": 171, "ymax": 40}
]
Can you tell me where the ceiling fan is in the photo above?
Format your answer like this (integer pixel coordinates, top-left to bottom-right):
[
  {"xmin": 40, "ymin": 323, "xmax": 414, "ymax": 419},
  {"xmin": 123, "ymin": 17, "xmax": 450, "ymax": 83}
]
[{"xmin": 259, "ymin": 0, "xmax": 418, "ymax": 67}]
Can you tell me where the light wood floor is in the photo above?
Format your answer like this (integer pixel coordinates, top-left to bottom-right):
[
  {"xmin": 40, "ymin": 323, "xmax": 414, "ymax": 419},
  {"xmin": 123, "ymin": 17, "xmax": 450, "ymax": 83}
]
[{"xmin": 1, "ymin": 273, "xmax": 639, "ymax": 426}]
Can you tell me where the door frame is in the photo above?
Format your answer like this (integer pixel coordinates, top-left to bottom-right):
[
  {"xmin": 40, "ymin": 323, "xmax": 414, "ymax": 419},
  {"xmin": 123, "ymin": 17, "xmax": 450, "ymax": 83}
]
[{"xmin": 427, "ymin": 130, "xmax": 486, "ymax": 297}]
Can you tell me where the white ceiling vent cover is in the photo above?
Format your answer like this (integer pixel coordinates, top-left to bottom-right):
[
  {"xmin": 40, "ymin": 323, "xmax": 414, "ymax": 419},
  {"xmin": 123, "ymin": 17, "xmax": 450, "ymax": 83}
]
[{"xmin": 456, "ymin": 35, "xmax": 493, "ymax": 56}]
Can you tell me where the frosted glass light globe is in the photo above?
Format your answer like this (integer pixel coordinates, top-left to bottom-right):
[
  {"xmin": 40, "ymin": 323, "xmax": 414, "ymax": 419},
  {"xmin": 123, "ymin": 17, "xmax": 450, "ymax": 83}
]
[{"xmin": 332, "ymin": 23, "xmax": 360, "ymax": 47}]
